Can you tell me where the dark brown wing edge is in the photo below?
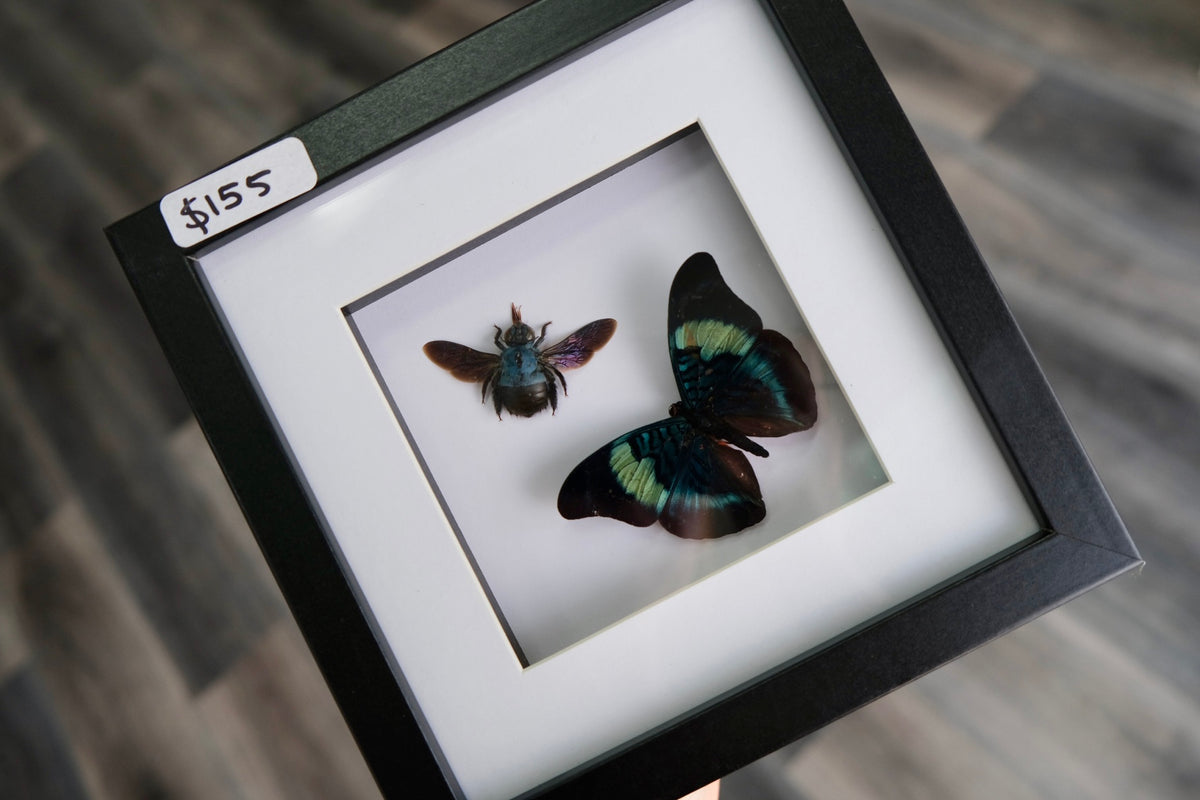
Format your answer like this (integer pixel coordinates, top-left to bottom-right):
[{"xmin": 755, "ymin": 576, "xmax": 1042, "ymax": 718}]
[{"xmin": 422, "ymin": 341, "xmax": 500, "ymax": 383}]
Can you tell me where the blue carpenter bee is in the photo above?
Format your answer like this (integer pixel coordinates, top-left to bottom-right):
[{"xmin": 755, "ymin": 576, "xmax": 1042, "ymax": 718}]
[
  {"xmin": 558, "ymin": 252, "xmax": 817, "ymax": 539},
  {"xmin": 423, "ymin": 305, "xmax": 616, "ymax": 418}
]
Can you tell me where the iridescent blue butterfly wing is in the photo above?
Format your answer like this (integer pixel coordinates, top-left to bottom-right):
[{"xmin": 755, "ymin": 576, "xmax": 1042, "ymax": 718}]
[
  {"xmin": 711, "ymin": 328, "xmax": 817, "ymax": 436},
  {"xmin": 557, "ymin": 417, "xmax": 765, "ymax": 538},
  {"xmin": 558, "ymin": 419, "xmax": 685, "ymax": 529},
  {"xmin": 668, "ymin": 252, "xmax": 817, "ymax": 439},
  {"xmin": 658, "ymin": 430, "xmax": 765, "ymax": 539},
  {"xmin": 668, "ymin": 252, "xmax": 763, "ymax": 410}
]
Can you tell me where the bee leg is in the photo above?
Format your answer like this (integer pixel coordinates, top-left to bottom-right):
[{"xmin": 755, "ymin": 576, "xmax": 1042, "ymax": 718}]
[
  {"xmin": 493, "ymin": 388, "xmax": 504, "ymax": 419},
  {"xmin": 549, "ymin": 365, "xmax": 568, "ymax": 396},
  {"xmin": 545, "ymin": 371, "xmax": 559, "ymax": 414},
  {"xmin": 493, "ymin": 325, "xmax": 505, "ymax": 349},
  {"xmin": 481, "ymin": 372, "xmax": 494, "ymax": 404},
  {"xmin": 534, "ymin": 321, "xmax": 551, "ymax": 347}
]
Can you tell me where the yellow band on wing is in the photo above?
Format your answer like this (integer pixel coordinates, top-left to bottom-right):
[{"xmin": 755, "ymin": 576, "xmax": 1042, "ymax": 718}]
[
  {"xmin": 673, "ymin": 319, "xmax": 755, "ymax": 361},
  {"xmin": 609, "ymin": 442, "xmax": 669, "ymax": 512}
]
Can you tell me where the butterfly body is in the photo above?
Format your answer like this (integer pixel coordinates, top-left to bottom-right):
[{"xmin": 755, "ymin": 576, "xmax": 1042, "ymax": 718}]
[
  {"xmin": 558, "ymin": 253, "xmax": 816, "ymax": 539},
  {"xmin": 668, "ymin": 399, "xmax": 768, "ymax": 458},
  {"xmin": 424, "ymin": 305, "xmax": 616, "ymax": 419}
]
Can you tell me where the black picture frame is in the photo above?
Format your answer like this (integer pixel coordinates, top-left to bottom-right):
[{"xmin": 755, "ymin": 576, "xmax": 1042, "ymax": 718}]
[{"xmin": 105, "ymin": 1, "xmax": 1140, "ymax": 798}]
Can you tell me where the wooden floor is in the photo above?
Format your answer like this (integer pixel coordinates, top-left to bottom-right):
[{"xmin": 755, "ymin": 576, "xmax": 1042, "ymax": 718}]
[{"xmin": 1, "ymin": 0, "xmax": 1198, "ymax": 798}]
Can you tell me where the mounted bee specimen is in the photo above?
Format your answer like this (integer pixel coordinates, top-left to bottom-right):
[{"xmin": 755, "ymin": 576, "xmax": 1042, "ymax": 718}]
[{"xmin": 423, "ymin": 305, "xmax": 617, "ymax": 418}]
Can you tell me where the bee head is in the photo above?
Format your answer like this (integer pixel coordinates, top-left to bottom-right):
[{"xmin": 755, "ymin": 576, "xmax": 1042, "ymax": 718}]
[{"xmin": 504, "ymin": 304, "xmax": 535, "ymax": 345}]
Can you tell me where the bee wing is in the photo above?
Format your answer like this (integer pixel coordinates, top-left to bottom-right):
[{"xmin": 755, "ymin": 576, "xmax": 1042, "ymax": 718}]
[
  {"xmin": 540, "ymin": 318, "xmax": 616, "ymax": 370},
  {"xmin": 422, "ymin": 341, "xmax": 500, "ymax": 383}
]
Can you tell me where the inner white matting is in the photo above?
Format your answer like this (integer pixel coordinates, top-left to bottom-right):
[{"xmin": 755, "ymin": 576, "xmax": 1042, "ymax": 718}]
[{"xmin": 350, "ymin": 129, "xmax": 888, "ymax": 665}]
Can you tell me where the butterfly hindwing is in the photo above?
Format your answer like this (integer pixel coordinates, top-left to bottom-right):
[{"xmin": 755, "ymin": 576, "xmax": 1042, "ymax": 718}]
[
  {"xmin": 556, "ymin": 417, "xmax": 764, "ymax": 539},
  {"xmin": 659, "ymin": 433, "xmax": 764, "ymax": 539},
  {"xmin": 712, "ymin": 329, "xmax": 817, "ymax": 436}
]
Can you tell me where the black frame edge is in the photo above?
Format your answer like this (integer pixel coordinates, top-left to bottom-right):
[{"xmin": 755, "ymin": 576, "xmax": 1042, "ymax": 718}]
[
  {"xmin": 530, "ymin": 534, "xmax": 1139, "ymax": 800},
  {"xmin": 295, "ymin": 0, "xmax": 672, "ymax": 180},
  {"xmin": 762, "ymin": 0, "xmax": 1139, "ymax": 561},
  {"xmin": 105, "ymin": 208, "xmax": 453, "ymax": 798}
]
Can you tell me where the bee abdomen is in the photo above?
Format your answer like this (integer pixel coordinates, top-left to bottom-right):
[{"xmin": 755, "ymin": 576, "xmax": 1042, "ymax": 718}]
[{"xmin": 495, "ymin": 383, "xmax": 550, "ymax": 417}]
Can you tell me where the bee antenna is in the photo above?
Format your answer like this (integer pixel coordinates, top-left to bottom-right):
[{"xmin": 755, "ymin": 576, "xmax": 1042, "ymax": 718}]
[{"xmin": 511, "ymin": 303, "xmax": 522, "ymax": 324}]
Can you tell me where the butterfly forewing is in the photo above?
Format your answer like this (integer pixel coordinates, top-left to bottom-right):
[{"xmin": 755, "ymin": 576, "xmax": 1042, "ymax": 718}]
[
  {"xmin": 668, "ymin": 253, "xmax": 763, "ymax": 410},
  {"xmin": 668, "ymin": 252, "xmax": 764, "ymax": 340},
  {"xmin": 557, "ymin": 417, "xmax": 765, "ymax": 538},
  {"xmin": 558, "ymin": 419, "xmax": 686, "ymax": 528},
  {"xmin": 667, "ymin": 252, "xmax": 816, "ymax": 437}
]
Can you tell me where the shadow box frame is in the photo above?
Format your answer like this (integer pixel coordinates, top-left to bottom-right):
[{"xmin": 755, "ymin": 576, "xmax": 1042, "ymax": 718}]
[{"xmin": 105, "ymin": 0, "xmax": 1141, "ymax": 798}]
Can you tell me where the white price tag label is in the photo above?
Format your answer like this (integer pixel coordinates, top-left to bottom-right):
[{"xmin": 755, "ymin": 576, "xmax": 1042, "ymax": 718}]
[{"xmin": 160, "ymin": 137, "xmax": 317, "ymax": 248}]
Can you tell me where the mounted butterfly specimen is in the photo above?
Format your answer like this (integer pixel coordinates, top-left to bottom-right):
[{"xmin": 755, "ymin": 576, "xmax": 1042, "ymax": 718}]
[
  {"xmin": 558, "ymin": 252, "xmax": 817, "ymax": 539},
  {"xmin": 423, "ymin": 305, "xmax": 616, "ymax": 418}
]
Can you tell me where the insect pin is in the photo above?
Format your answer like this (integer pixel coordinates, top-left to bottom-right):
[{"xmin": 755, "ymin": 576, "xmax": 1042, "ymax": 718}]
[
  {"xmin": 423, "ymin": 304, "xmax": 616, "ymax": 419},
  {"xmin": 557, "ymin": 252, "xmax": 817, "ymax": 539}
]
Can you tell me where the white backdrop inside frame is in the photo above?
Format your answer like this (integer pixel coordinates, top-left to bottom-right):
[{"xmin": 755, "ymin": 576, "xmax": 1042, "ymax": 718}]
[
  {"xmin": 194, "ymin": 0, "xmax": 1039, "ymax": 797},
  {"xmin": 349, "ymin": 130, "xmax": 888, "ymax": 665}
]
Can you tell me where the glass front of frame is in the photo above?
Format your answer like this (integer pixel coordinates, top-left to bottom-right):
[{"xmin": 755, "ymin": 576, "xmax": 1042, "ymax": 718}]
[{"xmin": 191, "ymin": 0, "xmax": 1039, "ymax": 796}]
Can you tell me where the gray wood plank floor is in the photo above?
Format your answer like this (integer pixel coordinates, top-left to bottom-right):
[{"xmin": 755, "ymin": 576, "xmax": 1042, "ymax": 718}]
[{"xmin": 0, "ymin": 0, "xmax": 1196, "ymax": 798}]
